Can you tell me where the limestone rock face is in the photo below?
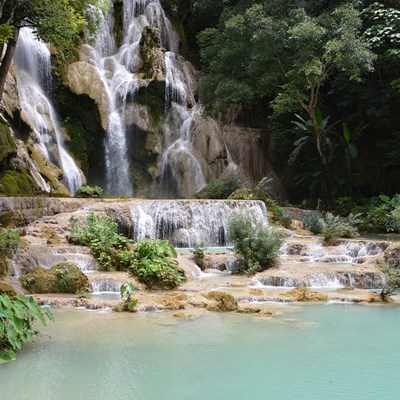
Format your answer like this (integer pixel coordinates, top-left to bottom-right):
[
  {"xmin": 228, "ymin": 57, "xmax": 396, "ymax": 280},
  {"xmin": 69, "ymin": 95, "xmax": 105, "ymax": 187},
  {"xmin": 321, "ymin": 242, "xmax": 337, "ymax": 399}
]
[
  {"xmin": 191, "ymin": 115, "xmax": 229, "ymax": 181},
  {"xmin": 222, "ymin": 124, "xmax": 286, "ymax": 200},
  {"xmin": 0, "ymin": 119, "xmax": 17, "ymax": 165},
  {"xmin": 384, "ymin": 243, "xmax": 400, "ymax": 269},
  {"xmin": 67, "ymin": 61, "xmax": 110, "ymax": 130},
  {"xmin": 2, "ymin": 66, "xmax": 20, "ymax": 117}
]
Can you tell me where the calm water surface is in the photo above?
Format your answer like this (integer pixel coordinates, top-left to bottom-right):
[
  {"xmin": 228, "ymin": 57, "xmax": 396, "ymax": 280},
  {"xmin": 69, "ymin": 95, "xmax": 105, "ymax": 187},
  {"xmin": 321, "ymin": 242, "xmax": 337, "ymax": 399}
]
[{"xmin": 1, "ymin": 304, "xmax": 399, "ymax": 400}]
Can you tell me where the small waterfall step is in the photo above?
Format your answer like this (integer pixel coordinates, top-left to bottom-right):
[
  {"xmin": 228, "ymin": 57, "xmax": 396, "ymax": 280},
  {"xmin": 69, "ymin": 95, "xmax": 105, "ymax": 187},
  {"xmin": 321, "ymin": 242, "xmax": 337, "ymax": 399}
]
[{"xmin": 87, "ymin": 271, "xmax": 134, "ymax": 293}]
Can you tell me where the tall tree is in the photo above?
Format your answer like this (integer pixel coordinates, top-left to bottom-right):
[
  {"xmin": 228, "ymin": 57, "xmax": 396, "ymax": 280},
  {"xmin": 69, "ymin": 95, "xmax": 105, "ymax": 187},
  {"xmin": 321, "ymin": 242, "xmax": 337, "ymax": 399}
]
[{"xmin": 198, "ymin": 1, "xmax": 376, "ymax": 198}]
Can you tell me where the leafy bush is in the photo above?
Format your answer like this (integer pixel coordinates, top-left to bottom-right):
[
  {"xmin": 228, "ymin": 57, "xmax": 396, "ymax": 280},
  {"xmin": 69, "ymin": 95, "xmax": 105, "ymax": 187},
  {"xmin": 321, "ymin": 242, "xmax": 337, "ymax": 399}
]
[
  {"xmin": 391, "ymin": 206, "xmax": 400, "ymax": 232},
  {"xmin": 0, "ymin": 228, "xmax": 20, "ymax": 250},
  {"xmin": 192, "ymin": 245, "xmax": 205, "ymax": 270},
  {"xmin": 195, "ymin": 174, "xmax": 241, "ymax": 199},
  {"xmin": 228, "ymin": 185, "xmax": 291, "ymax": 228},
  {"xmin": 116, "ymin": 282, "xmax": 138, "ymax": 312},
  {"xmin": 302, "ymin": 212, "xmax": 324, "ymax": 234},
  {"xmin": 320, "ymin": 213, "xmax": 360, "ymax": 241},
  {"xmin": 380, "ymin": 263, "xmax": 400, "ymax": 301},
  {"xmin": 75, "ymin": 185, "xmax": 103, "ymax": 198},
  {"xmin": 70, "ymin": 213, "xmax": 129, "ymax": 270},
  {"xmin": 228, "ymin": 215, "xmax": 284, "ymax": 275},
  {"xmin": 122, "ymin": 240, "xmax": 186, "ymax": 290},
  {"xmin": 0, "ymin": 294, "xmax": 53, "ymax": 364},
  {"xmin": 0, "ymin": 228, "xmax": 20, "ymax": 277},
  {"xmin": 265, "ymin": 198, "xmax": 292, "ymax": 228},
  {"xmin": 357, "ymin": 194, "xmax": 400, "ymax": 233}
]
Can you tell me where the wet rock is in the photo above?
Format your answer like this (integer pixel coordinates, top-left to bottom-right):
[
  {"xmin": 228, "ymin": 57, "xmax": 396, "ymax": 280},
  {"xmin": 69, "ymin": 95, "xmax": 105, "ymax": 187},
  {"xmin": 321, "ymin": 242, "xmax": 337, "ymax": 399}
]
[
  {"xmin": 158, "ymin": 291, "xmax": 188, "ymax": 310},
  {"xmin": 259, "ymin": 308, "xmax": 276, "ymax": 316},
  {"xmin": 249, "ymin": 288, "xmax": 264, "ymax": 296},
  {"xmin": 173, "ymin": 312, "xmax": 197, "ymax": 320},
  {"xmin": 384, "ymin": 243, "xmax": 400, "ymax": 269},
  {"xmin": 366, "ymin": 292, "xmax": 383, "ymax": 303},
  {"xmin": 204, "ymin": 290, "xmax": 237, "ymax": 312},
  {"xmin": 236, "ymin": 305, "xmax": 262, "ymax": 313},
  {"xmin": 0, "ymin": 281, "xmax": 17, "ymax": 298},
  {"xmin": 67, "ymin": 61, "xmax": 110, "ymax": 130},
  {"xmin": 282, "ymin": 287, "xmax": 328, "ymax": 302}
]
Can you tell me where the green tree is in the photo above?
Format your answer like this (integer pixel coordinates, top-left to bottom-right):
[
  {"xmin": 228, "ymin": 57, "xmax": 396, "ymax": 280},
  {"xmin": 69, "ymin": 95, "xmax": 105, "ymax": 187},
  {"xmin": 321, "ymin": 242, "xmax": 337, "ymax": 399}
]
[
  {"xmin": 0, "ymin": 0, "xmax": 108, "ymax": 103},
  {"xmin": 198, "ymin": 1, "xmax": 376, "ymax": 198}
]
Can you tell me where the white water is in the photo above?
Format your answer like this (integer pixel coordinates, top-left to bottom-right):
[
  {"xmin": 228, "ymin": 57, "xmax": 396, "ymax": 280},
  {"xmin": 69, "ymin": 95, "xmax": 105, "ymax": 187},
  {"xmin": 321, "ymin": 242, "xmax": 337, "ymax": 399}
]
[
  {"xmin": 115, "ymin": 199, "xmax": 268, "ymax": 247},
  {"xmin": 14, "ymin": 28, "xmax": 83, "ymax": 194},
  {"xmin": 86, "ymin": 0, "xmax": 233, "ymax": 197},
  {"xmin": 259, "ymin": 239, "xmax": 388, "ymax": 289}
]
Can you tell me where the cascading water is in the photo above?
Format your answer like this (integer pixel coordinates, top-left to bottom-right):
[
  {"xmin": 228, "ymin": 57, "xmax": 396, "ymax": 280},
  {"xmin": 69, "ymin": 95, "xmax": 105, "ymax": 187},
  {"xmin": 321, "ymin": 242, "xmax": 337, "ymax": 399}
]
[
  {"xmin": 113, "ymin": 199, "xmax": 268, "ymax": 247},
  {"xmin": 14, "ymin": 28, "xmax": 83, "ymax": 195},
  {"xmin": 84, "ymin": 0, "xmax": 232, "ymax": 197}
]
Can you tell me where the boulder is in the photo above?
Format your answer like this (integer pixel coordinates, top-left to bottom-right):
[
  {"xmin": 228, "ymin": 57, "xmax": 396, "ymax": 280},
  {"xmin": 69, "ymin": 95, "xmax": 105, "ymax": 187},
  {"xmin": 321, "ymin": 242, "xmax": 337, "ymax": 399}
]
[
  {"xmin": 158, "ymin": 291, "xmax": 188, "ymax": 310},
  {"xmin": 282, "ymin": 287, "xmax": 328, "ymax": 302},
  {"xmin": 20, "ymin": 262, "xmax": 90, "ymax": 294},
  {"xmin": 0, "ymin": 281, "xmax": 17, "ymax": 297},
  {"xmin": 204, "ymin": 290, "xmax": 237, "ymax": 312}
]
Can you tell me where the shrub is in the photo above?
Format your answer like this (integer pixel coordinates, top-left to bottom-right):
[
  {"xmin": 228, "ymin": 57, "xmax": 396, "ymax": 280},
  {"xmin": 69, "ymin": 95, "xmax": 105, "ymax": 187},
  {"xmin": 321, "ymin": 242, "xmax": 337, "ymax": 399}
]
[
  {"xmin": 115, "ymin": 282, "xmax": 138, "ymax": 312},
  {"xmin": 75, "ymin": 185, "xmax": 103, "ymax": 198},
  {"xmin": 380, "ymin": 263, "xmax": 400, "ymax": 301},
  {"xmin": 195, "ymin": 174, "xmax": 241, "ymax": 199},
  {"xmin": 265, "ymin": 198, "xmax": 292, "ymax": 228},
  {"xmin": 358, "ymin": 194, "xmax": 400, "ymax": 232},
  {"xmin": 0, "ymin": 228, "xmax": 19, "ymax": 250},
  {"xmin": 192, "ymin": 245, "xmax": 205, "ymax": 270},
  {"xmin": 302, "ymin": 212, "xmax": 324, "ymax": 234},
  {"xmin": 228, "ymin": 215, "xmax": 284, "ymax": 275},
  {"xmin": 0, "ymin": 228, "xmax": 20, "ymax": 277},
  {"xmin": 320, "ymin": 212, "xmax": 360, "ymax": 241},
  {"xmin": 70, "ymin": 213, "xmax": 129, "ymax": 270},
  {"xmin": 0, "ymin": 294, "xmax": 53, "ymax": 364},
  {"xmin": 391, "ymin": 206, "xmax": 400, "ymax": 232},
  {"xmin": 122, "ymin": 239, "xmax": 186, "ymax": 289}
]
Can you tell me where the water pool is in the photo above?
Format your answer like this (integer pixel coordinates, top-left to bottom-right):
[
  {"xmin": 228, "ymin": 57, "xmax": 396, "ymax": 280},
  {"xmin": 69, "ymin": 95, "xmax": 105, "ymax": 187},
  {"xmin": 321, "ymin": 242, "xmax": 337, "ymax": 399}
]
[{"xmin": 1, "ymin": 304, "xmax": 399, "ymax": 400}]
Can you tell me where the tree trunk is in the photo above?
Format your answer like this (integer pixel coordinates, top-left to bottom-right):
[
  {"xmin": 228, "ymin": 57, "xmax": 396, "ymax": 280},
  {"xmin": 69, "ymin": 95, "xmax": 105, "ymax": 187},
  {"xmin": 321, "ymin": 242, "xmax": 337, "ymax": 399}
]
[{"xmin": 0, "ymin": 25, "xmax": 19, "ymax": 104}]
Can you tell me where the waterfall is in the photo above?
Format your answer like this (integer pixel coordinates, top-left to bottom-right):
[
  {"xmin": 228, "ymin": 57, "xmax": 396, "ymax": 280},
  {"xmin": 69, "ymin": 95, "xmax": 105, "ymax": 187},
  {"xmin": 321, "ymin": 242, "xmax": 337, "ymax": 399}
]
[
  {"xmin": 14, "ymin": 28, "xmax": 83, "ymax": 195},
  {"xmin": 84, "ymin": 0, "xmax": 229, "ymax": 197},
  {"xmin": 113, "ymin": 199, "xmax": 268, "ymax": 247}
]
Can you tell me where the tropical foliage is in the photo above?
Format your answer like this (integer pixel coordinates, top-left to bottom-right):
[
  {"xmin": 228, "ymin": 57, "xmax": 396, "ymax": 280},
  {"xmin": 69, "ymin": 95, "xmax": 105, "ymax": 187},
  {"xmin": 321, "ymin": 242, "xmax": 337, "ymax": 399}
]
[
  {"xmin": 70, "ymin": 214, "xmax": 186, "ymax": 289},
  {"xmin": 380, "ymin": 263, "xmax": 400, "ymax": 301},
  {"xmin": 121, "ymin": 240, "xmax": 186, "ymax": 290},
  {"xmin": 193, "ymin": 0, "xmax": 400, "ymax": 201},
  {"xmin": 118, "ymin": 282, "xmax": 138, "ymax": 312},
  {"xmin": 228, "ymin": 214, "xmax": 284, "ymax": 275},
  {"xmin": 0, "ymin": 294, "xmax": 53, "ymax": 364},
  {"xmin": 70, "ymin": 213, "xmax": 129, "ymax": 271}
]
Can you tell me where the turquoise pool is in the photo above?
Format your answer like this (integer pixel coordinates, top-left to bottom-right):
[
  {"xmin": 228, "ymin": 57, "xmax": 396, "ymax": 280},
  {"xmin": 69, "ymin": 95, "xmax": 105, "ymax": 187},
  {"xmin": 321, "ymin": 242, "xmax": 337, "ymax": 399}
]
[{"xmin": 1, "ymin": 304, "xmax": 399, "ymax": 400}]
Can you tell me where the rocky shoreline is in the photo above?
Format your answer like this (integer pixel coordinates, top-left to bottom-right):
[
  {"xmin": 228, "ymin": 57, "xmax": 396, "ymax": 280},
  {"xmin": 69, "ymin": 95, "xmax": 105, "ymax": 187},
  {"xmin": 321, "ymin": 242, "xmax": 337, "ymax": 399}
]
[{"xmin": 1, "ymin": 197, "xmax": 400, "ymax": 314}]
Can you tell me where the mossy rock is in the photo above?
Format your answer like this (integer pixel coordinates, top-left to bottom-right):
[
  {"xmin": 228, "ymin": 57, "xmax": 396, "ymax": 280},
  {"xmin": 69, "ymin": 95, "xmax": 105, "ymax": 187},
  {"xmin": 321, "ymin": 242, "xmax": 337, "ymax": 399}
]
[
  {"xmin": 20, "ymin": 262, "xmax": 90, "ymax": 294},
  {"xmin": 158, "ymin": 291, "xmax": 188, "ymax": 310},
  {"xmin": 0, "ymin": 170, "xmax": 36, "ymax": 196},
  {"xmin": 0, "ymin": 281, "xmax": 17, "ymax": 298},
  {"xmin": 228, "ymin": 188, "xmax": 256, "ymax": 200},
  {"xmin": 282, "ymin": 287, "xmax": 328, "ymax": 302},
  {"xmin": 205, "ymin": 291, "xmax": 237, "ymax": 312},
  {"xmin": 27, "ymin": 146, "xmax": 70, "ymax": 196},
  {"xmin": 0, "ymin": 120, "xmax": 17, "ymax": 165},
  {"xmin": 0, "ymin": 210, "xmax": 23, "ymax": 228},
  {"xmin": 0, "ymin": 256, "xmax": 8, "ymax": 278}
]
